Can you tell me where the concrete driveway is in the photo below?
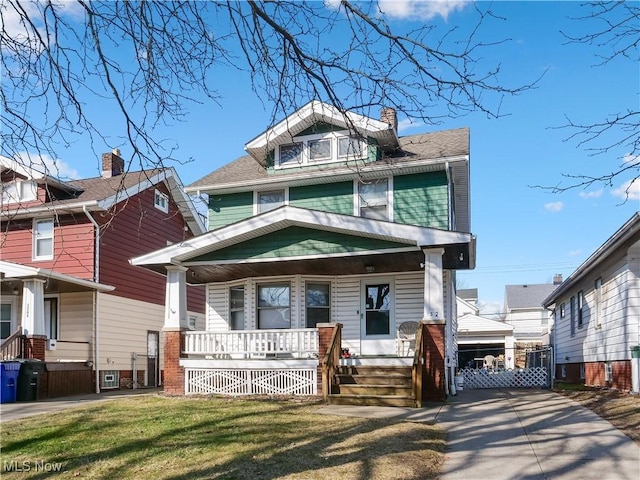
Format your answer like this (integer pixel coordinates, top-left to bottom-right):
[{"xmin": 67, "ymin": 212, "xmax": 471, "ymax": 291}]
[{"xmin": 319, "ymin": 388, "xmax": 639, "ymax": 480}]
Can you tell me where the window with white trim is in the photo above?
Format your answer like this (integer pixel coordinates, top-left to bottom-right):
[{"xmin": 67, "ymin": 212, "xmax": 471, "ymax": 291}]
[
  {"xmin": 594, "ymin": 278, "xmax": 602, "ymax": 327},
  {"xmin": 305, "ymin": 282, "xmax": 330, "ymax": 328},
  {"xmin": 1, "ymin": 179, "xmax": 37, "ymax": 204},
  {"xmin": 577, "ymin": 290, "xmax": 584, "ymax": 328},
  {"xmin": 570, "ymin": 295, "xmax": 576, "ymax": 337},
  {"xmin": 33, "ymin": 218, "xmax": 54, "ymax": 260},
  {"xmin": 44, "ymin": 297, "xmax": 58, "ymax": 340},
  {"xmin": 154, "ymin": 189, "xmax": 169, "ymax": 213},
  {"xmin": 358, "ymin": 178, "xmax": 389, "ymax": 220},
  {"xmin": 257, "ymin": 190, "xmax": 285, "ymax": 213},
  {"xmin": 275, "ymin": 132, "xmax": 366, "ymax": 168},
  {"xmin": 0, "ymin": 302, "xmax": 14, "ymax": 340},
  {"xmin": 229, "ymin": 286, "xmax": 245, "ymax": 330},
  {"xmin": 257, "ymin": 283, "xmax": 290, "ymax": 329}
]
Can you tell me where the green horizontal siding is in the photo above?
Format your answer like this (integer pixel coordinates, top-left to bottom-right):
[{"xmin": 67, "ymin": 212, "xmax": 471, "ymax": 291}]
[
  {"xmin": 394, "ymin": 171, "xmax": 449, "ymax": 229},
  {"xmin": 290, "ymin": 182, "xmax": 353, "ymax": 214},
  {"xmin": 191, "ymin": 226, "xmax": 410, "ymax": 261},
  {"xmin": 208, "ymin": 192, "xmax": 253, "ymax": 230}
]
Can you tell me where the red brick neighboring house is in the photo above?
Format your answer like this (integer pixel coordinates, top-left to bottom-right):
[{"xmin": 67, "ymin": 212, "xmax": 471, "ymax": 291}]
[{"xmin": 1, "ymin": 151, "xmax": 205, "ymax": 396}]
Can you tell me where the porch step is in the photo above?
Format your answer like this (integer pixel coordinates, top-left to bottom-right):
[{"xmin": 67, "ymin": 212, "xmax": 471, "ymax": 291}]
[
  {"xmin": 328, "ymin": 364, "xmax": 416, "ymax": 408},
  {"xmin": 327, "ymin": 394, "xmax": 415, "ymax": 408}
]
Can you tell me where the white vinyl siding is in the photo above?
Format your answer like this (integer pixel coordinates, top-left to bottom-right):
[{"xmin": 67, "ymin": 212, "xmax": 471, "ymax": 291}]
[{"xmin": 555, "ymin": 245, "xmax": 640, "ymax": 365}]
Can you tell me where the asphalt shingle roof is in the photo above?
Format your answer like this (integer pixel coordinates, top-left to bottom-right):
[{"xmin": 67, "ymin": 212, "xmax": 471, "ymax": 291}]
[
  {"xmin": 505, "ymin": 284, "xmax": 559, "ymax": 310},
  {"xmin": 187, "ymin": 127, "xmax": 469, "ymax": 190}
]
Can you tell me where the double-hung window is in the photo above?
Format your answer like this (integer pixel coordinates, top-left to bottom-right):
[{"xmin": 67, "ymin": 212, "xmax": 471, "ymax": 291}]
[
  {"xmin": 33, "ymin": 219, "xmax": 54, "ymax": 260},
  {"xmin": 570, "ymin": 295, "xmax": 576, "ymax": 337},
  {"xmin": 577, "ymin": 291, "xmax": 584, "ymax": 328},
  {"xmin": 229, "ymin": 286, "xmax": 245, "ymax": 330},
  {"xmin": 257, "ymin": 190, "xmax": 285, "ymax": 214},
  {"xmin": 154, "ymin": 189, "xmax": 169, "ymax": 213},
  {"xmin": 305, "ymin": 282, "xmax": 330, "ymax": 328},
  {"xmin": 257, "ymin": 283, "xmax": 290, "ymax": 329},
  {"xmin": 45, "ymin": 297, "xmax": 58, "ymax": 340},
  {"xmin": 358, "ymin": 178, "xmax": 389, "ymax": 220},
  {"xmin": 594, "ymin": 278, "xmax": 602, "ymax": 327}
]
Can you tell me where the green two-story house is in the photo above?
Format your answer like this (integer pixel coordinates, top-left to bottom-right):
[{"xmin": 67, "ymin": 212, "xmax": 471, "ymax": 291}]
[{"xmin": 132, "ymin": 101, "xmax": 475, "ymax": 405}]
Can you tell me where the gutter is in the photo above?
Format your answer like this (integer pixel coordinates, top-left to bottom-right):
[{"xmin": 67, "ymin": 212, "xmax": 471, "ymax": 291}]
[{"xmin": 83, "ymin": 206, "xmax": 101, "ymax": 394}]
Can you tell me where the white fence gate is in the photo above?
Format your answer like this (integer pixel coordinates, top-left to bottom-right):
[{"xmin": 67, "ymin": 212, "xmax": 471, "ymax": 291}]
[{"xmin": 460, "ymin": 347, "xmax": 553, "ymax": 389}]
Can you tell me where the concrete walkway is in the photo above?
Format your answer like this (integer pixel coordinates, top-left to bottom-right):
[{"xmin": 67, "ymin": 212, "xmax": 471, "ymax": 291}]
[
  {"xmin": 0, "ymin": 388, "xmax": 160, "ymax": 423},
  {"xmin": 319, "ymin": 389, "xmax": 640, "ymax": 480}
]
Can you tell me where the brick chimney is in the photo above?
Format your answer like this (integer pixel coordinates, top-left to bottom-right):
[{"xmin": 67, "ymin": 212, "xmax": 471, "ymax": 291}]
[
  {"xmin": 101, "ymin": 149, "xmax": 125, "ymax": 178},
  {"xmin": 380, "ymin": 107, "xmax": 398, "ymax": 134},
  {"xmin": 553, "ymin": 274, "xmax": 563, "ymax": 285}
]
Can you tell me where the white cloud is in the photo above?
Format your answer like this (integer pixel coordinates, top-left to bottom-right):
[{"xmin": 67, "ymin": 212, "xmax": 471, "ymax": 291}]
[
  {"xmin": 324, "ymin": 0, "xmax": 343, "ymax": 10},
  {"xmin": 14, "ymin": 152, "xmax": 79, "ymax": 180},
  {"xmin": 377, "ymin": 0, "xmax": 471, "ymax": 21},
  {"xmin": 578, "ymin": 189, "xmax": 603, "ymax": 199},
  {"xmin": 544, "ymin": 201, "xmax": 564, "ymax": 213},
  {"xmin": 567, "ymin": 249, "xmax": 582, "ymax": 257},
  {"xmin": 611, "ymin": 178, "xmax": 640, "ymax": 201},
  {"xmin": 397, "ymin": 118, "xmax": 425, "ymax": 133},
  {"xmin": 622, "ymin": 154, "xmax": 640, "ymax": 166}
]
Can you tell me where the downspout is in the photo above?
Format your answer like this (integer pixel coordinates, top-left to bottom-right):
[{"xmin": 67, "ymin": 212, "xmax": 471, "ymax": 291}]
[{"xmin": 83, "ymin": 206, "xmax": 101, "ymax": 394}]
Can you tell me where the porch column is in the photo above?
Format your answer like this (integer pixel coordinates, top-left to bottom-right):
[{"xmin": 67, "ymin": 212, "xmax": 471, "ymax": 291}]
[
  {"xmin": 164, "ymin": 265, "xmax": 188, "ymax": 330},
  {"xmin": 421, "ymin": 248, "xmax": 445, "ymax": 322},
  {"xmin": 21, "ymin": 278, "xmax": 47, "ymax": 360},
  {"xmin": 421, "ymin": 249, "xmax": 446, "ymax": 401},
  {"xmin": 163, "ymin": 265, "xmax": 188, "ymax": 396}
]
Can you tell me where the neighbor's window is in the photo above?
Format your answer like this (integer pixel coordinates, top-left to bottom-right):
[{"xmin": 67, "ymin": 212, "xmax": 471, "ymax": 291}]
[
  {"xmin": 257, "ymin": 190, "xmax": 285, "ymax": 214},
  {"xmin": 560, "ymin": 303, "xmax": 565, "ymax": 318},
  {"xmin": 257, "ymin": 283, "xmax": 291, "ymax": 329},
  {"xmin": 1, "ymin": 179, "xmax": 37, "ymax": 205},
  {"xmin": 154, "ymin": 189, "xmax": 169, "ymax": 213},
  {"xmin": 594, "ymin": 278, "xmax": 602, "ymax": 327},
  {"xmin": 358, "ymin": 178, "xmax": 388, "ymax": 220},
  {"xmin": 305, "ymin": 282, "xmax": 330, "ymax": 328},
  {"xmin": 0, "ymin": 303, "xmax": 13, "ymax": 340},
  {"xmin": 44, "ymin": 297, "xmax": 58, "ymax": 340},
  {"xmin": 570, "ymin": 295, "xmax": 576, "ymax": 336},
  {"xmin": 33, "ymin": 218, "xmax": 54, "ymax": 260},
  {"xmin": 577, "ymin": 291, "xmax": 584, "ymax": 327},
  {"xmin": 229, "ymin": 286, "xmax": 245, "ymax": 330},
  {"xmin": 279, "ymin": 143, "xmax": 303, "ymax": 165}
]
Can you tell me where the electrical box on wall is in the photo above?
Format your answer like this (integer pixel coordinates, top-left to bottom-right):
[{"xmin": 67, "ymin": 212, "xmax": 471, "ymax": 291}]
[{"xmin": 46, "ymin": 339, "xmax": 57, "ymax": 350}]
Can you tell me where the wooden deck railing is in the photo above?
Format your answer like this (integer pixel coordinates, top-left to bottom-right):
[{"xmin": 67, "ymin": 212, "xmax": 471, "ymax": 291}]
[
  {"xmin": 321, "ymin": 323, "xmax": 342, "ymax": 401},
  {"xmin": 412, "ymin": 322, "xmax": 425, "ymax": 408},
  {"xmin": 183, "ymin": 329, "xmax": 319, "ymax": 358},
  {"xmin": 1, "ymin": 327, "xmax": 26, "ymax": 361}
]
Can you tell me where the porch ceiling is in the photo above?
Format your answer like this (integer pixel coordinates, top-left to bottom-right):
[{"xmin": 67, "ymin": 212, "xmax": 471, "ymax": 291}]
[{"xmin": 182, "ymin": 243, "xmax": 472, "ymax": 284}]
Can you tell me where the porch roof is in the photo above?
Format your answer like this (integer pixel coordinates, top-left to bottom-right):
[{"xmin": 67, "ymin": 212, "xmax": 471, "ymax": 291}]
[
  {"xmin": 131, "ymin": 206, "xmax": 476, "ymax": 283},
  {"xmin": 0, "ymin": 260, "xmax": 115, "ymax": 294}
]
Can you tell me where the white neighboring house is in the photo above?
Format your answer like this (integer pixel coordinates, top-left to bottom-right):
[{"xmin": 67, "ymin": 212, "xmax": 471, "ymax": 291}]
[
  {"xmin": 504, "ymin": 282, "xmax": 560, "ymax": 346},
  {"xmin": 543, "ymin": 213, "xmax": 640, "ymax": 393}
]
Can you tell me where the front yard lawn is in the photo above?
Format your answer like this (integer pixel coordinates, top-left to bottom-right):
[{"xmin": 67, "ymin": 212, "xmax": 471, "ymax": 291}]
[{"xmin": 0, "ymin": 395, "xmax": 445, "ymax": 480}]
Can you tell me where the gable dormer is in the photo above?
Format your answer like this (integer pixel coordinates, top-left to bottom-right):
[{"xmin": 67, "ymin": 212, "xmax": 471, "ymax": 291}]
[{"xmin": 244, "ymin": 101, "xmax": 400, "ymax": 170}]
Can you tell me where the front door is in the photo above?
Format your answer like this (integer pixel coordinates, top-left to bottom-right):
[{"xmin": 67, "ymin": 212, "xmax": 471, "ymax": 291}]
[
  {"xmin": 360, "ymin": 280, "xmax": 395, "ymax": 355},
  {"xmin": 147, "ymin": 331, "xmax": 159, "ymax": 387}
]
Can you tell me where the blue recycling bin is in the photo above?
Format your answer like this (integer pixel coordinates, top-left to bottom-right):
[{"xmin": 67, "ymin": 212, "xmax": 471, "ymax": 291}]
[{"xmin": 1, "ymin": 362, "xmax": 21, "ymax": 404}]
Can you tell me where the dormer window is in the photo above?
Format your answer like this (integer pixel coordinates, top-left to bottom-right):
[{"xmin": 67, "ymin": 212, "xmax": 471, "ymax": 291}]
[
  {"xmin": 275, "ymin": 132, "xmax": 366, "ymax": 169},
  {"xmin": 1, "ymin": 179, "xmax": 37, "ymax": 204}
]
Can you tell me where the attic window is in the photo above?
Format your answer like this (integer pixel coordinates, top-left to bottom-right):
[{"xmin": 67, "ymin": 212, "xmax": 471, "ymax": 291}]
[
  {"xmin": 1, "ymin": 179, "xmax": 37, "ymax": 204},
  {"xmin": 275, "ymin": 131, "xmax": 365, "ymax": 168},
  {"xmin": 154, "ymin": 189, "xmax": 169, "ymax": 213}
]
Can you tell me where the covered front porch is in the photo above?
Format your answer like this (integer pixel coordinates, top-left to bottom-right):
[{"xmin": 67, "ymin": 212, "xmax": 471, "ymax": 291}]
[{"xmin": 131, "ymin": 207, "xmax": 475, "ymax": 403}]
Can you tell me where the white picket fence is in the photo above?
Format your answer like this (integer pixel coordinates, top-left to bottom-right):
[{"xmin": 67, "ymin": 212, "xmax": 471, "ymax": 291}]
[
  {"xmin": 185, "ymin": 368, "xmax": 317, "ymax": 396},
  {"xmin": 183, "ymin": 329, "xmax": 319, "ymax": 358},
  {"xmin": 461, "ymin": 367, "xmax": 550, "ymax": 389}
]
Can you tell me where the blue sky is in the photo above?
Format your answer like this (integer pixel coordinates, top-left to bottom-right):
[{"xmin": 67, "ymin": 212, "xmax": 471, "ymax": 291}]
[{"xmin": 15, "ymin": 1, "xmax": 639, "ymax": 314}]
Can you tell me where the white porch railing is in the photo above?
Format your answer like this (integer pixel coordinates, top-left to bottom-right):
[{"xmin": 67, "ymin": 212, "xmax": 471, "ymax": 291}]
[{"xmin": 183, "ymin": 329, "xmax": 319, "ymax": 358}]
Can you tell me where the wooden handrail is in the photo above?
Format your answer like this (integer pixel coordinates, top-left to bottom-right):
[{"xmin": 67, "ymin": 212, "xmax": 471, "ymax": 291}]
[
  {"xmin": 412, "ymin": 321, "xmax": 425, "ymax": 408},
  {"xmin": 321, "ymin": 323, "xmax": 342, "ymax": 401},
  {"xmin": 1, "ymin": 326, "xmax": 26, "ymax": 361}
]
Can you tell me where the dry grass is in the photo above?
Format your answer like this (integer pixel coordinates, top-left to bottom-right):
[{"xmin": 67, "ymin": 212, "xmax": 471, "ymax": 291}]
[
  {"xmin": 554, "ymin": 386, "xmax": 640, "ymax": 444},
  {"xmin": 0, "ymin": 395, "xmax": 445, "ymax": 480}
]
